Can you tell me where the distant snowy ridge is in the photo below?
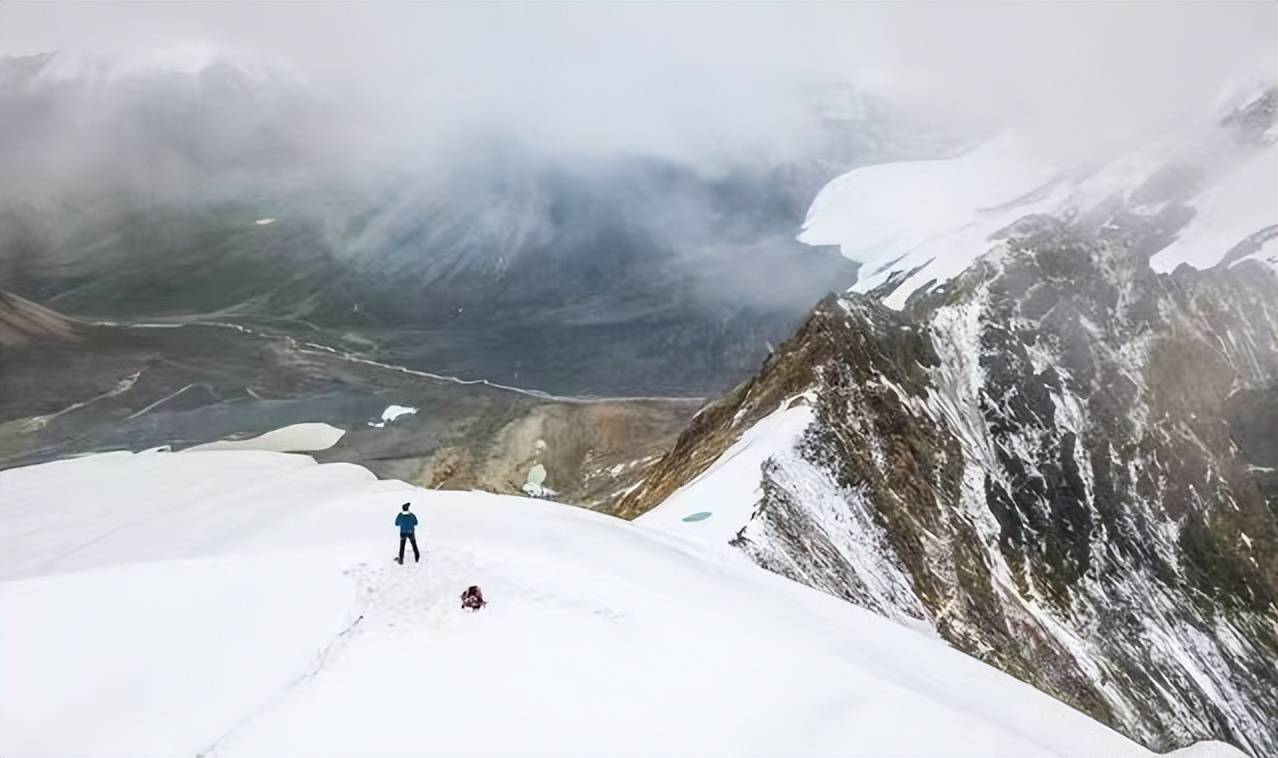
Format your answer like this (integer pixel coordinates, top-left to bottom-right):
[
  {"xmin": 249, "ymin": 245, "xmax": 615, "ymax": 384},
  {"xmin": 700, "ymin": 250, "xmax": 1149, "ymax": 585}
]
[
  {"xmin": 13, "ymin": 47, "xmax": 307, "ymax": 90},
  {"xmin": 800, "ymin": 89, "xmax": 1278, "ymax": 306}
]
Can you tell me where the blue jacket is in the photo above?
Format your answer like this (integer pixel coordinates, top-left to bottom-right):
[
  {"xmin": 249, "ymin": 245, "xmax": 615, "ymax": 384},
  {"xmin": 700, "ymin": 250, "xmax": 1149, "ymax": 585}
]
[{"xmin": 395, "ymin": 512, "xmax": 418, "ymax": 534}]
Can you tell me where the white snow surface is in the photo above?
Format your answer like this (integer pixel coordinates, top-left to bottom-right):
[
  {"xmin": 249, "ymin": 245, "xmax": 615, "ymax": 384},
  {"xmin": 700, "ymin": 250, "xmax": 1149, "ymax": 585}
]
[
  {"xmin": 1154, "ymin": 146, "xmax": 1278, "ymax": 272},
  {"xmin": 0, "ymin": 449, "xmax": 1237, "ymax": 757},
  {"xmin": 184, "ymin": 422, "xmax": 346, "ymax": 453},
  {"xmin": 798, "ymin": 136, "xmax": 1061, "ymax": 307},
  {"xmin": 801, "ymin": 131, "xmax": 1278, "ymax": 305},
  {"xmin": 639, "ymin": 402, "xmax": 814, "ymax": 554}
]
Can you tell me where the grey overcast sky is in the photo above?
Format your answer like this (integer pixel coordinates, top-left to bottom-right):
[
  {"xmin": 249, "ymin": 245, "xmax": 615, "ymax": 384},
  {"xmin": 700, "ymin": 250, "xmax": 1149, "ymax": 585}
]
[{"xmin": 1, "ymin": 2, "xmax": 1275, "ymax": 163}]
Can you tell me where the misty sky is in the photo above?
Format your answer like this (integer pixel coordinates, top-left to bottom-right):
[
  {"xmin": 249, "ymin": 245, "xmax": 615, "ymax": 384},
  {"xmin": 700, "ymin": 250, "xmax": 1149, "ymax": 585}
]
[{"xmin": 1, "ymin": 2, "xmax": 1275, "ymax": 164}]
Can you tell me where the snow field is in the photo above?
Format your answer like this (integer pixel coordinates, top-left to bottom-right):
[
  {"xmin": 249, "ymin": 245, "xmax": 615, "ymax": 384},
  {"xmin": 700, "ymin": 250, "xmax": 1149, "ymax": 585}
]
[{"xmin": 0, "ymin": 450, "xmax": 1244, "ymax": 756}]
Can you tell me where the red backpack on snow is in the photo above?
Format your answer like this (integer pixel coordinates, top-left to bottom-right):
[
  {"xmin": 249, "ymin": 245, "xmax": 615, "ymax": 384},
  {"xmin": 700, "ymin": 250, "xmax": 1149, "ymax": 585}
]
[{"xmin": 460, "ymin": 585, "xmax": 486, "ymax": 611}]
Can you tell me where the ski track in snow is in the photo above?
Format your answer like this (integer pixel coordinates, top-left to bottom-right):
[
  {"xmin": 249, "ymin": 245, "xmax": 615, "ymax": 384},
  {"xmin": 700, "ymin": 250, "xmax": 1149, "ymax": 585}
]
[
  {"xmin": 198, "ymin": 612, "xmax": 366, "ymax": 758},
  {"xmin": 201, "ymin": 549, "xmax": 486, "ymax": 756}
]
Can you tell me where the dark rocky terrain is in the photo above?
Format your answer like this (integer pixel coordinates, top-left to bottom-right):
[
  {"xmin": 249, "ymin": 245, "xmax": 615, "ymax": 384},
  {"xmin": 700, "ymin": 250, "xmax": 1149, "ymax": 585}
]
[{"xmin": 0, "ymin": 291, "xmax": 697, "ymax": 507}]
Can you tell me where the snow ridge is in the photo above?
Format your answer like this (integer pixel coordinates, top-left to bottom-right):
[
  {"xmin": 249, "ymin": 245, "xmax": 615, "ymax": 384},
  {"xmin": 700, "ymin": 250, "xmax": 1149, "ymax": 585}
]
[{"xmin": 0, "ymin": 449, "xmax": 1200, "ymax": 756}]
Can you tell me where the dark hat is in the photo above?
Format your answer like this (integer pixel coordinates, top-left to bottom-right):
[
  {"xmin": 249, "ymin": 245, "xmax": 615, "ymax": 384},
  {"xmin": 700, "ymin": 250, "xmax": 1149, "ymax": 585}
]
[{"xmin": 401, "ymin": 502, "xmax": 411, "ymax": 511}]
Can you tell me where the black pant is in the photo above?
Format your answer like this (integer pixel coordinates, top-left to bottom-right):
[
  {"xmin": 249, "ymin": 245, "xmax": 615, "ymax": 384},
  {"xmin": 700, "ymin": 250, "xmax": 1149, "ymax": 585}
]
[{"xmin": 398, "ymin": 532, "xmax": 420, "ymax": 563}]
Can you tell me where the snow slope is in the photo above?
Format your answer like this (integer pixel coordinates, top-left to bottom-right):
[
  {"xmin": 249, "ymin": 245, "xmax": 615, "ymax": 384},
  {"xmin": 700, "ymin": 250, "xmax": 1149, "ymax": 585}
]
[
  {"xmin": 801, "ymin": 118, "xmax": 1278, "ymax": 306},
  {"xmin": 0, "ymin": 450, "xmax": 1239, "ymax": 756},
  {"xmin": 638, "ymin": 402, "xmax": 814, "ymax": 552},
  {"xmin": 1152, "ymin": 145, "xmax": 1278, "ymax": 272},
  {"xmin": 798, "ymin": 136, "xmax": 1061, "ymax": 306}
]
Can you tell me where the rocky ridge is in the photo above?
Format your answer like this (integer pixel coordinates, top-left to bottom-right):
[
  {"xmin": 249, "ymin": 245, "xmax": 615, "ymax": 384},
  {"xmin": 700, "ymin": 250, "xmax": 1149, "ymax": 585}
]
[{"xmin": 620, "ymin": 95, "xmax": 1278, "ymax": 754}]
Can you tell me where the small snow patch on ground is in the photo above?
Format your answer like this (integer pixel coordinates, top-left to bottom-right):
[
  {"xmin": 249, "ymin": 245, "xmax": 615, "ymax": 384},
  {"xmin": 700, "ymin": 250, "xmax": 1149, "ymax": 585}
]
[
  {"xmin": 186, "ymin": 423, "xmax": 346, "ymax": 453},
  {"xmin": 368, "ymin": 405, "xmax": 418, "ymax": 428}
]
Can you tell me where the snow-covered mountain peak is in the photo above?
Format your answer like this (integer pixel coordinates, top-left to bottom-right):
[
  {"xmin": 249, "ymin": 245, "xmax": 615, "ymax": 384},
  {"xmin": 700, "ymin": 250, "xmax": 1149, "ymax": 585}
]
[{"xmin": 801, "ymin": 87, "xmax": 1278, "ymax": 306}]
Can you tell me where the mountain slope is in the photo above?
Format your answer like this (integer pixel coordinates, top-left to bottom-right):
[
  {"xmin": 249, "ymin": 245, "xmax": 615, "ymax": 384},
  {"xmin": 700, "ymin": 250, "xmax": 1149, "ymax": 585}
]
[
  {"xmin": 0, "ymin": 290, "xmax": 80, "ymax": 347},
  {"xmin": 0, "ymin": 450, "xmax": 1243, "ymax": 757},
  {"xmin": 620, "ymin": 91, "xmax": 1278, "ymax": 755}
]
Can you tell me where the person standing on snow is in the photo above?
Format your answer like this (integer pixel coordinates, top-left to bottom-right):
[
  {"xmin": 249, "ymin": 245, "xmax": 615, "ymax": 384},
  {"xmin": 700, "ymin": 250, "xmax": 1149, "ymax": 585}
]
[{"xmin": 395, "ymin": 502, "xmax": 420, "ymax": 564}]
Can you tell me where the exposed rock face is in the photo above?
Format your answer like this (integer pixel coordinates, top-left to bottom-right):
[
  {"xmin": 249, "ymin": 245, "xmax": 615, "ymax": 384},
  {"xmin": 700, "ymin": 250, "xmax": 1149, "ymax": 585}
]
[{"xmin": 620, "ymin": 216, "xmax": 1278, "ymax": 754}]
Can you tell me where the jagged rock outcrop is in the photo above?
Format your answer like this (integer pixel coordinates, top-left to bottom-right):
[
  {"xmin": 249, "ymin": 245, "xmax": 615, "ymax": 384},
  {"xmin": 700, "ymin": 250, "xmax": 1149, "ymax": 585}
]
[{"xmin": 620, "ymin": 213, "xmax": 1278, "ymax": 754}]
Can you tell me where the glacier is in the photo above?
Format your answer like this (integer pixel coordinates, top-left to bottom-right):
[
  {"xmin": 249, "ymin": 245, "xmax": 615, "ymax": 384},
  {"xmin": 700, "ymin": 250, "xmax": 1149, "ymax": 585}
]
[{"xmin": 799, "ymin": 91, "xmax": 1278, "ymax": 307}]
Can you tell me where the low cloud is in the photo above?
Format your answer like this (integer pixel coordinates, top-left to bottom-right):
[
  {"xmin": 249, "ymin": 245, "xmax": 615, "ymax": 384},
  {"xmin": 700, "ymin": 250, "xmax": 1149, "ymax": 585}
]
[{"xmin": 1, "ymin": 2, "xmax": 1273, "ymax": 172}]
